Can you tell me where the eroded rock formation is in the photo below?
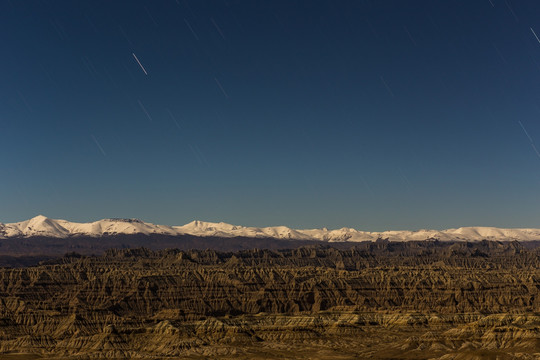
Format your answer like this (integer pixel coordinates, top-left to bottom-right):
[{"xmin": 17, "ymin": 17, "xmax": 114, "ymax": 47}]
[{"xmin": 0, "ymin": 242, "xmax": 539, "ymax": 359}]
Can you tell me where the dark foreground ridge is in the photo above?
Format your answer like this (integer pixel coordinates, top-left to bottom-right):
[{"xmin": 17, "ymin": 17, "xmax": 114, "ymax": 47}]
[
  {"xmin": 1, "ymin": 233, "xmax": 540, "ymax": 266},
  {"xmin": 0, "ymin": 233, "xmax": 322, "ymax": 259},
  {"xmin": 0, "ymin": 242, "xmax": 539, "ymax": 359}
]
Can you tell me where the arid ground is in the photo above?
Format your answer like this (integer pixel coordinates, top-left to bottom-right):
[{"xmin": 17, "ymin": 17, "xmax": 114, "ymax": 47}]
[{"xmin": 0, "ymin": 240, "xmax": 539, "ymax": 359}]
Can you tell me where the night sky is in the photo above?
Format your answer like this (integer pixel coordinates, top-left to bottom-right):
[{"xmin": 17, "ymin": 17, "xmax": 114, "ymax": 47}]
[{"xmin": 2, "ymin": 0, "xmax": 540, "ymax": 230}]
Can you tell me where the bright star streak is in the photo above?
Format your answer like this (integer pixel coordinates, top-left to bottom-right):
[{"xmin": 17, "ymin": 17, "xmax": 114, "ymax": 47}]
[
  {"xmin": 132, "ymin": 53, "xmax": 148, "ymax": 75},
  {"xmin": 531, "ymin": 28, "xmax": 540, "ymax": 44}
]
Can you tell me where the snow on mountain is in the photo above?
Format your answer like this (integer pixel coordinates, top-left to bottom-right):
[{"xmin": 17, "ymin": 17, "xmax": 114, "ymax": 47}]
[
  {"xmin": 0, "ymin": 216, "xmax": 178, "ymax": 239},
  {"xmin": 1, "ymin": 215, "xmax": 540, "ymax": 242},
  {"xmin": 443, "ymin": 227, "xmax": 540, "ymax": 241},
  {"xmin": 173, "ymin": 221, "xmax": 313, "ymax": 240},
  {"xmin": 56, "ymin": 218, "xmax": 179, "ymax": 237},
  {"xmin": 0, "ymin": 215, "xmax": 71, "ymax": 238}
]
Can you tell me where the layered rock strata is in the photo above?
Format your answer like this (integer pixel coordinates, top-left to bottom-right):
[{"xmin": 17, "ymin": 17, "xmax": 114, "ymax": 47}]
[{"xmin": 0, "ymin": 242, "xmax": 539, "ymax": 359}]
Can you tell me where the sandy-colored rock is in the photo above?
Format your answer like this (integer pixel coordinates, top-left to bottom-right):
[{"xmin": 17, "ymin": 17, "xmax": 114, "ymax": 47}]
[{"xmin": 0, "ymin": 243, "xmax": 539, "ymax": 358}]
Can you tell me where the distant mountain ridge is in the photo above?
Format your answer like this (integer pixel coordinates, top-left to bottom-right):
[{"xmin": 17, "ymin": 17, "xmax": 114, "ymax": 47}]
[{"xmin": 1, "ymin": 215, "xmax": 540, "ymax": 242}]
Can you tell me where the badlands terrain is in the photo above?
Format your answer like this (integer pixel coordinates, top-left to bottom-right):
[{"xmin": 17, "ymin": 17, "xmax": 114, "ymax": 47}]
[{"xmin": 0, "ymin": 240, "xmax": 539, "ymax": 359}]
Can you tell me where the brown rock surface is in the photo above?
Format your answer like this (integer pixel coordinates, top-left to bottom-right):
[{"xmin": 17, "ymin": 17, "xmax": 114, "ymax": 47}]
[{"xmin": 0, "ymin": 242, "xmax": 539, "ymax": 359}]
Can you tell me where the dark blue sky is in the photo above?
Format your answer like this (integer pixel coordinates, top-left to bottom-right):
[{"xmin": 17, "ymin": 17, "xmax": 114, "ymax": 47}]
[{"xmin": 2, "ymin": 0, "xmax": 540, "ymax": 230}]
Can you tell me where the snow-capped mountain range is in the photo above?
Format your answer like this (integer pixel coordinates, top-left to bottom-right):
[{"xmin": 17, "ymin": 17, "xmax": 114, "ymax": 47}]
[{"xmin": 0, "ymin": 215, "xmax": 539, "ymax": 242}]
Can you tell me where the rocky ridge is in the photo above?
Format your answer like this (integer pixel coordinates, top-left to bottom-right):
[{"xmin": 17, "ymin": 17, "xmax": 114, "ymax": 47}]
[{"xmin": 0, "ymin": 242, "xmax": 539, "ymax": 359}]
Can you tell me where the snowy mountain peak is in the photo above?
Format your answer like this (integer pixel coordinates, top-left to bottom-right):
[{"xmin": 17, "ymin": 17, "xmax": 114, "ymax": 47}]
[
  {"xmin": 175, "ymin": 220, "xmax": 244, "ymax": 237},
  {"xmin": 15, "ymin": 215, "xmax": 70, "ymax": 238},
  {"xmin": 30, "ymin": 214, "xmax": 49, "ymax": 222},
  {"xmin": 103, "ymin": 218, "xmax": 145, "ymax": 224},
  {"xmin": 0, "ymin": 216, "xmax": 540, "ymax": 242}
]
